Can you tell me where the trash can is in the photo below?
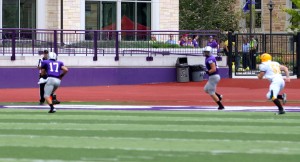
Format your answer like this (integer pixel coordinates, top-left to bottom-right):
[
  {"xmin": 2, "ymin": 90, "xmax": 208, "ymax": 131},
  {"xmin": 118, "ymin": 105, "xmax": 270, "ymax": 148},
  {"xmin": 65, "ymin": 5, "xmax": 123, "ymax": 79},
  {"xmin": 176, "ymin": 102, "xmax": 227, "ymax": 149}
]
[
  {"xmin": 189, "ymin": 64, "xmax": 205, "ymax": 82},
  {"xmin": 176, "ymin": 57, "xmax": 189, "ymax": 82}
]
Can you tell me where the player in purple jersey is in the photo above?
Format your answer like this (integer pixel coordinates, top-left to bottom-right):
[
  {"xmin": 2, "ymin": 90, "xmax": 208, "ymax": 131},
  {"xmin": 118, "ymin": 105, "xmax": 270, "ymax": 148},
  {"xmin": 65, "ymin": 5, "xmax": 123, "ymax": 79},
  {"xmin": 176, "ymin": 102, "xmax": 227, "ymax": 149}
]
[
  {"xmin": 203, "ymin": 46, "xmax": 224, "ymax": 110},
  {"xmin": 37, "ymin": 50, "xmax": 60, "ymax": 105},
  {"xmin": 40, "ymin": 52, "xmax": 68, "ymax": 113}
]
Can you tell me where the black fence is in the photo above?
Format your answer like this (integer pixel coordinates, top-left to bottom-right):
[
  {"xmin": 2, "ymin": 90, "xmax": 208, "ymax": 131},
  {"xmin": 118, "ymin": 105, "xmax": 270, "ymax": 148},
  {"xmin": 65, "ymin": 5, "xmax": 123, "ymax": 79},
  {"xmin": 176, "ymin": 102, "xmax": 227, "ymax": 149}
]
[{"xmin": 226, "ymin": 32, "xmax": 299, "ymax": 78}]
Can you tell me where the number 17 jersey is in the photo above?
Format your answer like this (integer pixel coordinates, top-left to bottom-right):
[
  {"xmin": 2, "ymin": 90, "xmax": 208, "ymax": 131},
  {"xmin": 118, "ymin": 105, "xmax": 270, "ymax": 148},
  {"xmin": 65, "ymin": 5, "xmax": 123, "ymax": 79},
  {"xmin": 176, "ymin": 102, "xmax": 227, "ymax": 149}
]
[{"xmin": 41, "ymin": 60, "xmax": 65, "ymax": 78}]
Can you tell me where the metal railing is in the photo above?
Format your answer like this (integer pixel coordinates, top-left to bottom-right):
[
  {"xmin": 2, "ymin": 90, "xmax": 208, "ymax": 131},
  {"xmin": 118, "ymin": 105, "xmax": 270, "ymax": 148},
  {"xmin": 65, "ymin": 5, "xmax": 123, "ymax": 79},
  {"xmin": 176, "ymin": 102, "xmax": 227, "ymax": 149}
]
[
  {"xmin": 2, "ymin": 28, "xmax": 298, "ymax": 78},
  {"xmin": 0, "ymin": 28, "xmax": 221, "ymax": 61}
]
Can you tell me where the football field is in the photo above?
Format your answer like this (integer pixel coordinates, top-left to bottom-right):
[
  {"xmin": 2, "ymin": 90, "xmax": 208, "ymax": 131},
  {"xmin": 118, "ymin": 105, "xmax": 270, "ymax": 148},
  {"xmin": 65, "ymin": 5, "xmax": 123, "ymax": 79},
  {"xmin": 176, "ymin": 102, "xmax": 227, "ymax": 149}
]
[{"xmin": 0, "ymin": 106, "xmax": 300, "ymax": 162}]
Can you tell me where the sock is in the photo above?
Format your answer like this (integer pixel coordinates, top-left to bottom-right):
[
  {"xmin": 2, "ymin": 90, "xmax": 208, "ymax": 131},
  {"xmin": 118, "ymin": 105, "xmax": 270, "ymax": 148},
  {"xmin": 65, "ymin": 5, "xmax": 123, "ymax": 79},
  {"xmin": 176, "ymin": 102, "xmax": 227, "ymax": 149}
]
[
  {"xmin": 277, "ymin": 95, "xmax": 283, "ymax": 100},
  {"xmin": 52, "ymin": 94, "xmax": 57, "ymax": 100},
  {"xmin": 273, "ymin": 99, "xmax": 284, "ymax": 111},
  {"xmin": 216, "ymin": 92, "xmax": 223, "ymax": 101},
  {"xmin": 216, "ymin": 101, "xmax": 224, "ymax": 108},
  {"xmin": 49, "ymin": 104, "xmax": 54, "ymax": 110}
]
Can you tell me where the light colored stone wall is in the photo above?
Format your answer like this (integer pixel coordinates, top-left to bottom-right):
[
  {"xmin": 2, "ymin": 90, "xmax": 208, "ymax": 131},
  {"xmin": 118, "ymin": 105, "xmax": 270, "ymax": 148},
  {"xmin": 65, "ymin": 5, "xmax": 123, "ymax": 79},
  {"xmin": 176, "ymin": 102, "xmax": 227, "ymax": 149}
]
[
  {"xmin": 63, "ymin": 0, "xmax": 81, "ymax": 30},
  {"xmin": 46, "ymin": 0, "xmax": 81, "ymax": 30},
  {"xmin": 238, "ymin": 0, "xmax": 291, "ymax": 33},
  {"xmin": 261, "ymin": 0, "xmax": 288, "ymax": 33},
  {"xmin": 43, "ymin": 0, "xmax": 292, "ymax": 33},
  {"xmin": 159, "ymin": 0, "xmax": 179, "ymax": 31},
  {"xmin": 47, "ymin": 0, "xmax": 60, "ymax": 29}
]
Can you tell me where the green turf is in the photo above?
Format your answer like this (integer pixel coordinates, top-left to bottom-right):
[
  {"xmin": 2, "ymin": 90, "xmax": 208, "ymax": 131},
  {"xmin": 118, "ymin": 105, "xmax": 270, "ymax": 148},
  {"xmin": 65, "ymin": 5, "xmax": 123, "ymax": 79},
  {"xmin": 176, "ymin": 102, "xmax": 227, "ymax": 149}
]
[{"xmin": 0, "ymin": 109, "xmax": 300, "ymax": 162}]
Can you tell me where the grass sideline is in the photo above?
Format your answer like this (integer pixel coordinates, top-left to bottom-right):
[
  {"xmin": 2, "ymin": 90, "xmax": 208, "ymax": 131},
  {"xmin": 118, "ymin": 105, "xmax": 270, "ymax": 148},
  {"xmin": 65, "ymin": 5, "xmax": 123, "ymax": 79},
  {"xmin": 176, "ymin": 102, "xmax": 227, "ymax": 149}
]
[{"xmin": 0, "ymin": 109, "xmax": 300, "ymax": 162}]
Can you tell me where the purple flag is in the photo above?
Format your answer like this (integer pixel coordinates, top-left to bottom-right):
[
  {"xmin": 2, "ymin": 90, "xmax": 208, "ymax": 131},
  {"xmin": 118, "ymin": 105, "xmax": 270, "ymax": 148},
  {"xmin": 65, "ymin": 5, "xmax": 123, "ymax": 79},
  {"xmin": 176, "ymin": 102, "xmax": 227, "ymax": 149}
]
[{"xmin": 243, "ymin": 0, "xmax": 256, "ymax": 13}]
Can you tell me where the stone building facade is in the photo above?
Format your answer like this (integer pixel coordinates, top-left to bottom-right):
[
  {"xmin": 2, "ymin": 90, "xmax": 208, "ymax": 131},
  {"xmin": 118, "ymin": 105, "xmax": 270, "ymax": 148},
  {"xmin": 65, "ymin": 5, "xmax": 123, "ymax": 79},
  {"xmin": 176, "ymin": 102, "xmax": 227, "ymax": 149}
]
[
  {"xmin": 0, "ymin": 0, "xmax": 297, "ymax": 33},
  {"xmin": 236, "ymin": 0, "xmax": 297, "ymax": 33}
]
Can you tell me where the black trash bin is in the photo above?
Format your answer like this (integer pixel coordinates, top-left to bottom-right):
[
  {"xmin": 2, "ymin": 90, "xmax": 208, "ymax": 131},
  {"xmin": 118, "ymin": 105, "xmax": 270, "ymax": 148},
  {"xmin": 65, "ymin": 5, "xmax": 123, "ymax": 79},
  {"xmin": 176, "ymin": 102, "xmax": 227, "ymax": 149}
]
[
  {"xmin": 176, "ymin": 57, "xmax": 189, "ymax": 82},
  {"xmin": 189, "ymin": 64, "xmax": 205, "ymax": 82}
]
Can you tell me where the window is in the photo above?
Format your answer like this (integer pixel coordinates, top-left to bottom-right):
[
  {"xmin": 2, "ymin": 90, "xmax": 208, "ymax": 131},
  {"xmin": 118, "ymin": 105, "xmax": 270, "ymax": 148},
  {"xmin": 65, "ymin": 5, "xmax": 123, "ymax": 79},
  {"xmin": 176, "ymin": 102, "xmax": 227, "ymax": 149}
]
[
  {"xmin": 85, "ymin": 0, "xmax": 151, "ymax": 40},
  {"xmin": 123, "ymin": 0, "xmax": 151, "ymax": 1},
  {"xmin": 2, "ymin": 0, "xmax": 36, "ymax": 29},
  {"xmin": 255, "ymin": 12, "xmax": 261, "ymax": 28},
  {"xmin": 292, "ymin": 2, "xmax": 298, "ymax": 9},
  {"xmin": 85, "ymin": 1, "xmax": 117, "ymax": 31},
  {"xmin": 2, "ymin": 0, "xmax": 36, "ymax": 39},
  {"xmin": 290, "ymin": 0, "xmax": 300, "ymax": 27},
  {"xmin": 255, "ymin": 0, "xmax": 261, "ymax": 9},
  {"xmin": 85, "ymin": 1, "xmax": 117, "ymax": 40},
  {"xmin": 121, "ymin": 1, "xmax": 151, "ymax": 40},
  {"xmin": 254, "ymin": 0, "xmax": 261, "ymax": 28}
]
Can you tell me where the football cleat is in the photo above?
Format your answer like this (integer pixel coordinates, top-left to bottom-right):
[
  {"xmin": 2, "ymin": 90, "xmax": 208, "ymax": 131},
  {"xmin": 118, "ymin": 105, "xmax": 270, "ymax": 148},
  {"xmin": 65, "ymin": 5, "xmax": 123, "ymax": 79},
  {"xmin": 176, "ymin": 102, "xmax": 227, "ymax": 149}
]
[
  {"xmin": 52, "ymin": 100, "xmax": 61, "ymax": 105},
  {"xmin": 218, "ymin": 106, "xmax": 225, "ymax": 110},
  {"xmin": 48, "ymin": 109, "xmax": 57, "ymax": 113},
  {"xmin": 274, "ymin": 111, "xmax": 286, "ymax": 115}
]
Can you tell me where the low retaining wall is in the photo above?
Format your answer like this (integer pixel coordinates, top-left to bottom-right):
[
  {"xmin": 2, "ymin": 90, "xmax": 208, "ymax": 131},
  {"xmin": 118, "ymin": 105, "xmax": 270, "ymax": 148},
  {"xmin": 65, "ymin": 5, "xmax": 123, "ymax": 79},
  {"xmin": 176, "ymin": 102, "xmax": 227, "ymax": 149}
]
[
  {"xmin": 0, "ymin": 54, "xmax": 229, "ymax": 88},
  {"xmin": 0, "ymin": 67, "xmax": 229, "ymax": 88}
]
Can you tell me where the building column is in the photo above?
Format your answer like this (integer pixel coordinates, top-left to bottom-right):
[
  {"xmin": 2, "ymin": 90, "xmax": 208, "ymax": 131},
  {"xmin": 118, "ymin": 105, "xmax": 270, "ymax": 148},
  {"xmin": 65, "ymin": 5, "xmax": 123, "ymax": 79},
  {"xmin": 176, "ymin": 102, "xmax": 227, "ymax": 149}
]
[
  {"xmin": 117, "ymin": 0, "xmax": 121, "ymax": 31},
  {"xmin": 117, "ymin": 0, "xmax": 121, "ymax": 40},
  {"xmin": 36, "ymin": 0, "xmax": 46, "ymax": 29},
  {"xmin": 0, "ymin": 0, "xmax": 2, "ymax": 28},
  {"xmin": 80, "ymin": 0, "xmax": 85, "ymax": 30},
  {"xmin": 151, "ymin": 0, "xmax": 160, "ymax": 30}
]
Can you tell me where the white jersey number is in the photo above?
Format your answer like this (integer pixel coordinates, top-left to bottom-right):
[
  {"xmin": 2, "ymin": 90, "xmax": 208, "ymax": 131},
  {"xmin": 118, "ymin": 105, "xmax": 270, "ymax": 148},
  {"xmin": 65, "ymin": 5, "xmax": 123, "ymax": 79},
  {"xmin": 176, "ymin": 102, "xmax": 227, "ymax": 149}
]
[{"xmin": 49, "ymin": 62, "xmax": 59, "ymax": 72}]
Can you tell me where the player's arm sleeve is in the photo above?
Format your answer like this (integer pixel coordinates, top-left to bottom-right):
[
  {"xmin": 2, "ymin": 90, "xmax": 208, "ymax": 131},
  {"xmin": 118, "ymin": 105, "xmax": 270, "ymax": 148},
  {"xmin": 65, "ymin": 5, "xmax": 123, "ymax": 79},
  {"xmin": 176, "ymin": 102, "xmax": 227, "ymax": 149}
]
[
  {"xmin": 258, "ymin": 64, "xmax": 266, "ymax": 72},
  {"xmin": 257, "ymin": 64, "xmax": 266, "ymax": 79},
  {"xmin": 37, "ymin": 59, "xmax": 42, "ymax": 69},
  {"xmin": 208, "ymin": 60, "xmax": 216, "ymax": 73},
  {"xmin": 40, "ymin": 62, "xmax": 47, "ymax": 78},
  {"xmin": 41, "ymin": 61, "xmax": 46, "ymax": 69}
]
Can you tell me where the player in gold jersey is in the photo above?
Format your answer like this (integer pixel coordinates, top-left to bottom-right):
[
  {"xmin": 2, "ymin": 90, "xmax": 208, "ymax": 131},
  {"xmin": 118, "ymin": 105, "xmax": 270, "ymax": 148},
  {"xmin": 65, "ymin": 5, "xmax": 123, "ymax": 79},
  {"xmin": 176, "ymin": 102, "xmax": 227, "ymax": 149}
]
[{"xmin": 257, "ymin": 53, "xmax": 290, "ymax": 115}]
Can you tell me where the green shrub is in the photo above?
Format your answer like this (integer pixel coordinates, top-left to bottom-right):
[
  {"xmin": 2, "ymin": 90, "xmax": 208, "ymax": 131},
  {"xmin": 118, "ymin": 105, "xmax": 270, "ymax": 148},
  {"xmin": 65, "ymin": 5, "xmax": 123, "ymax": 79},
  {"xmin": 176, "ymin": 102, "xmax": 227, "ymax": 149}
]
[
  {"xmin": 273, "ymin": 56, "xmax": 283, "ymax": 63},
  {"xmin": 151, "ymin": 42, "xmax": 181, "ymax": 48},
  {"xmin": 66, "ymin": 40, "xmax": 190, "ymax": 49}
]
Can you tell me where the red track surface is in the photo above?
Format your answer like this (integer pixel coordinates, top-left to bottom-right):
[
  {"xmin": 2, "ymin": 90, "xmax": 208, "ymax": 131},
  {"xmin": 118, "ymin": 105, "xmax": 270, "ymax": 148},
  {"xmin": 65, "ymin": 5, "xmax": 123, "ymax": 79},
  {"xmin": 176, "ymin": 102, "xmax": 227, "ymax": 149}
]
[{"xmin": 0, "ymin": 79, "xmax": 299, "ymax": 106}]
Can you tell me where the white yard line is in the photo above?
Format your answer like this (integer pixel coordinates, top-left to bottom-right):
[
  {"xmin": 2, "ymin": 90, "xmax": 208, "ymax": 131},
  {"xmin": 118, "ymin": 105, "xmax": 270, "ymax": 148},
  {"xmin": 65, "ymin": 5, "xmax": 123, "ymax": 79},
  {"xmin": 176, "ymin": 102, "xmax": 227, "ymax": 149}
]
[{"xmin": 3, "ymin": 105, "xmax": 300, "ymax": 111}]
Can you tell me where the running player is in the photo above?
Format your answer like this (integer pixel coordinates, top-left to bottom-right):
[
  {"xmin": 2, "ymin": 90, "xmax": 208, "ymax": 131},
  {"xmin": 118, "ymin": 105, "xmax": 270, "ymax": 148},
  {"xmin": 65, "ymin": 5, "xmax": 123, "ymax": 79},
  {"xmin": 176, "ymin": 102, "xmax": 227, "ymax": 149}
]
[
  {"xmin": 257, "ymin": 53, "xmax": 290, "ymax": 115},
  {"xmin": 203, "ymin": 46, "xmax": 224, "ymax": 110},
  {"xmin": 37, "ymin": 50, "xmax": 60, "ymax": 105},
  {"xmin": 40, "ymin": 52, "xmax": 68, "ymax": 113}
]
